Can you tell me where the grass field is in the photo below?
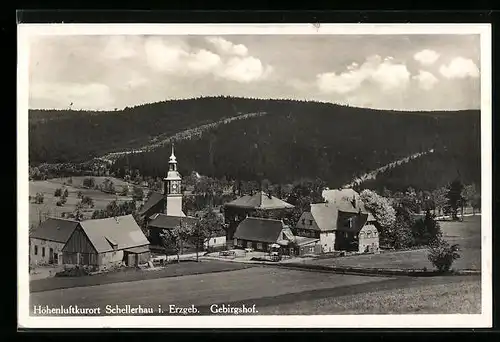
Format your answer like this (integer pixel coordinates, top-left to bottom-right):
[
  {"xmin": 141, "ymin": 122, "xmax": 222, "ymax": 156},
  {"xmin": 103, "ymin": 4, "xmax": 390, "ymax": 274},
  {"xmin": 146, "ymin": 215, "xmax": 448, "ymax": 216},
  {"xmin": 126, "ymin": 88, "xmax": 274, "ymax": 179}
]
[
  {"xmin": 30, "ymin": 260, "xmax": 255, "ymax": 293},
  {"xmin": 258, "ymin": 276, "xmax": 481, "ymax": 315},
  {"xmin": 30, "ymin": 267, "xmax": 392, "ymax": 314},
  {"xmin": 307, "ymin": 216, "xmax": 481, "ymax": 271},
  {"xmin": 29, "ymin": 177, "xmax": 136, "ymax": 228},
  {"xmin": 30, "ymin": 265, "xmax": 481, "ymax": 315}
]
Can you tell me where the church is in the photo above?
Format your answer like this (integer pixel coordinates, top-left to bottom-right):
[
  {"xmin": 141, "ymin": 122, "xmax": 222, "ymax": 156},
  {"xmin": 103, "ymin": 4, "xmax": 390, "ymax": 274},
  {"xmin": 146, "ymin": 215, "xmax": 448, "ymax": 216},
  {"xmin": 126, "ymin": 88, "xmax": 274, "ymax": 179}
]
[{"xmin": 138, "ymin": 145, "xmax": 197, "ymax": 253}]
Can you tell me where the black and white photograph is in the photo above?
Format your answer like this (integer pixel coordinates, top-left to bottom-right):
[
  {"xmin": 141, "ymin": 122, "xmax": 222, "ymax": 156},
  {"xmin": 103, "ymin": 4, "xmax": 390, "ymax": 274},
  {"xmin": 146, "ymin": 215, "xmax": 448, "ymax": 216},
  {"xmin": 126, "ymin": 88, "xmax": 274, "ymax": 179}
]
[{"xmin": 17, "ymin": 23, "xmax": 492, "ymax": 329}]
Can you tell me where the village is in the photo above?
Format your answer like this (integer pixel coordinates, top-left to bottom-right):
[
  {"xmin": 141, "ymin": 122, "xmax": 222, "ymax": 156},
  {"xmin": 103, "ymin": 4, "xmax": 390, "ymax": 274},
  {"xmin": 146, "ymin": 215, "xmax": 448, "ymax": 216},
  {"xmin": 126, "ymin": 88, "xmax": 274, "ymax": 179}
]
[{"xmin": 29, "ymin": 144, "xmax": 481, "ymax": 288}]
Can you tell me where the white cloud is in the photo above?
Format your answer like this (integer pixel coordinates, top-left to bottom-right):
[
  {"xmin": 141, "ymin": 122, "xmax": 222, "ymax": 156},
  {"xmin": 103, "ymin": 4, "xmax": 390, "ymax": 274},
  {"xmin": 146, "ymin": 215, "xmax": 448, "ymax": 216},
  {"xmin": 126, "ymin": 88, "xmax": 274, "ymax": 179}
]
[
  {"xmin": 206, "ymin": 37, "xmax": 248, "ymax": 56},
  {"xmin": 186, "ymin": 49, "xmax": 222, "ymax": 73},
  {"xmin": 216, "ymin": 56, "xmax": 273, "ymax": 83},
  {"xmin": 30, "ymin": 82, "xmax": 114, "ymax": 109},
  {"xmin": 412, "ymin": 70, "xmax": 439, "ymax": 90},
  {"xmin": 124, "ymin": 76, "xmax": 149, "ymax": 89},
  {"xmin": 144, "ymin": 37, "xmax": 271, "ymax": 83},
  {"xmin": 101, "ymin": 36, "xmax": 138, "ymax": 60},
  {"xmin": 317, "ymin": 55, "xmax": 410, "ymax": 94},
  {"xmin": 413, "ymin": 49, "xmax": 440, "ymax": 66},
  {"xmin": 145, "ymin": 38, "xmax": 190, "ymax": 73},
  {"xmin": 439, "ymin": 57, "xmax": 480, "ymax": 79}
]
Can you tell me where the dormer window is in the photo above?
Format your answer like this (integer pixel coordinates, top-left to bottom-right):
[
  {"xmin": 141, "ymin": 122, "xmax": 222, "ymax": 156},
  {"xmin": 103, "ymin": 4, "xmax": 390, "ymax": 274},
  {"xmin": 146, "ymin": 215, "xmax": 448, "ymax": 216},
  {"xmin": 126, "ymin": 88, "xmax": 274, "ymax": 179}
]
[{"xmin": 106, "ymin": 237, "xmax": 118, "ymax": 251}]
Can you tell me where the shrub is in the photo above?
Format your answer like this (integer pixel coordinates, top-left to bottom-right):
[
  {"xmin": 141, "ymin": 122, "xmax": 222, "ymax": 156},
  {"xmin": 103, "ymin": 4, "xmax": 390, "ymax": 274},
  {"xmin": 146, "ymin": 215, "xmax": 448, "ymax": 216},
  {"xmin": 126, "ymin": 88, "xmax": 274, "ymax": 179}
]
[
  {"xmin": 54, "ymin": 188, "xmax": 62, "ymax": 197},
  {"xmin": 83, "ymin": 177, "xmax": 95, "ymax": 189},
  {"xmin": 412, "ymin": 210, "xmax": 442, "ymax": 246},
  {"xmin": 81, "ymin": 196, "xmax": 94, "ymax": 208},
  {"xmin": 35, "ymin": 192, "xmax": 44, "ymax": 204},
  {"xmin": 63, "ymin": 188, "xmax": 69, "ymax": 198},
  {"xmin": 427, "ymin": 238, "xmax": 460, "ymax": 272},
  {"xmin": 77, "ymin": 191, "xmax": 83, "ymax": 199}
]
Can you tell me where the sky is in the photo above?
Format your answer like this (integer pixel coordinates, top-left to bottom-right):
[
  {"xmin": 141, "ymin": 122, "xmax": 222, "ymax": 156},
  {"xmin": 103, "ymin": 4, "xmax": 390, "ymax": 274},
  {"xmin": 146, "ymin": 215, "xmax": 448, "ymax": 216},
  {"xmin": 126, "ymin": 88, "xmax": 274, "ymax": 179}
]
[{"xmin": 28, "ymin": 34, "xmax": 481, "ymax": 111}]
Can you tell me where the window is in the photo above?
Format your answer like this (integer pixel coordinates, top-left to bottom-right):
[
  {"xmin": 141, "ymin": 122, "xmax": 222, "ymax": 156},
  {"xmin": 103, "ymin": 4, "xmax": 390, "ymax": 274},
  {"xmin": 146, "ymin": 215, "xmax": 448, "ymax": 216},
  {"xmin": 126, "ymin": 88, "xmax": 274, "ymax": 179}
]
[
  {"xmin": 367, "ymin": 232, "xmax": 372, "ymax": 238},
  {"xmin": 309, "ymin": 220, "xmax": 313, "ymax": 225},
  {"xmin": 42, "ymin": 247, "xmax": 45, "ymax": 257},
  {"xmin": 34, "ymin": 245, "xmax": 38, "ymax": 255},
  {"xmin": 213, "ymin": 238, "xmax": 217, "ymax": 243},
  {"xmin": 301, "ymin": 219, "xmax": 305, "ymax": 225},
  {"xmin": 257, "ymin": 243, "xmax": 263, "ymax": 250},
  {"xmin": 359, "ymin": 232, "xmax": 365, "ymax": 239}
]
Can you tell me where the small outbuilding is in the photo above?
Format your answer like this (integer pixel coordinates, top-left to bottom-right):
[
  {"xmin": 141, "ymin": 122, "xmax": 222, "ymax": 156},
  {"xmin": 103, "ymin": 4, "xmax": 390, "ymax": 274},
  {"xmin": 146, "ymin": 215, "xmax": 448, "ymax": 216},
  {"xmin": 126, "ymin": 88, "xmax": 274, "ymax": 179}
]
[
  {"xmin": 29, "ymin": 217, "xmax": 79, "ymax": 266},
  {"xmin": 62, "ymin": 214, "xmax": 150, "ymax": 268}
]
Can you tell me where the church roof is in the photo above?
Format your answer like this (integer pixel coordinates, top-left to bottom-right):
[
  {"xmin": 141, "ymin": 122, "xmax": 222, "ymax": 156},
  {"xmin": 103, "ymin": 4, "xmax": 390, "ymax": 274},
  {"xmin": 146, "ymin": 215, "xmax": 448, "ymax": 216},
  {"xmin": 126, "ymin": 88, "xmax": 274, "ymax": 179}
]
[
  {"xmin": 148, "ymin": 213, "xmax": 197, "ymax": 230},
  {"xmin": 224, "ymin": 191, "xmax": 294, "ymax": 210},
  {"xmin": 138, "ymin": 192, "xmax": 164, "ymax": 216}
]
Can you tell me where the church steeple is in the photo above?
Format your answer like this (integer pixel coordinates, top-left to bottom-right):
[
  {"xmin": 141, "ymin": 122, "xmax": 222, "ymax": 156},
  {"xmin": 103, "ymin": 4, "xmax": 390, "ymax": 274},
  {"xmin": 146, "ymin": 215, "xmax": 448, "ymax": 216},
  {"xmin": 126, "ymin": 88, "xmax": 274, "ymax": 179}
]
[
  {"xmin": 163, "ymin": 143, "xmax": 184, "ymax": 217},
  {"xmin": 169, "ymin": 143, "xmax": 177, "ymax": 171}
]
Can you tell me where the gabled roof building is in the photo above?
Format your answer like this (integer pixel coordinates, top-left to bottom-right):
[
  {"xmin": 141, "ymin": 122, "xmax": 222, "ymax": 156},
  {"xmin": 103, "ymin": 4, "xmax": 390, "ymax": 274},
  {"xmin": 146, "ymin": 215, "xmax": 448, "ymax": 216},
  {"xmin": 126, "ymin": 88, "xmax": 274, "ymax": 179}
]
[
  {"xmin": 295, "ymin": 188, "xmax": 379, "ymax": 254},
  {"xmin": 61, "ymin": 214, "xmax": 150, "ymax": 268},
  {"xmin": 29, "ymin": 217, "xmax": 80, "ymax": 266},
  {"xmin": 223, "ymin": 191, "xmax": 294, "ymax": 242}
]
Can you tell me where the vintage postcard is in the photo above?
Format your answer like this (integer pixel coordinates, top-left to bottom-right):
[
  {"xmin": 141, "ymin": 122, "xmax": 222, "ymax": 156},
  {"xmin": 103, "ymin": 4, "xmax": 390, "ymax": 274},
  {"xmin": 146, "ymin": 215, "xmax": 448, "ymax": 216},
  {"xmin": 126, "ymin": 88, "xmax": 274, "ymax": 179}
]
[{"xmin": 17, "ymin": 23, "xmax": 492, "ymax": 329}]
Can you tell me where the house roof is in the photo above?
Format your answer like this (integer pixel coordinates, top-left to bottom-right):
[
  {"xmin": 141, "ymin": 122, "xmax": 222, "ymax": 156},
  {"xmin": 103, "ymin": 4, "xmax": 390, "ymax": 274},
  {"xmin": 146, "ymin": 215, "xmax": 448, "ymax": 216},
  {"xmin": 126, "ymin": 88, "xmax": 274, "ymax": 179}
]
[
  {"xmin": 138, "ymin": 192, "xmax": 164, "ymax": 216},
  {"xmin": 234, "ymin": 217, "xmax": 285, "ymax": 243},
  {"xmin": 296, "ymin": 203, "xmax": 338, "ymax": 232},
  {"xmin": 148, "ymin": 213, "xmax": 198, "ymax": 229},
  {"xmin": 225, "ymin": 191, "xmax": 294, "ymax": 210},
  {"xmin": 30, "ymin": 217, "xmax": 79, "ymax": 243},
  {"xmin": 310, "ymin": 203, "xmax": 339, "ymax": 231},
  {"xmin": 322, "ymin": 188, "xmax": 369, "ymax": 214},
  {"xmin": 79, "ymin": 214, "xmax": 149, "ymax": 253},
  {"xmin": 296, "ymin": 196, "xmax": 374, "ymax": 232}
]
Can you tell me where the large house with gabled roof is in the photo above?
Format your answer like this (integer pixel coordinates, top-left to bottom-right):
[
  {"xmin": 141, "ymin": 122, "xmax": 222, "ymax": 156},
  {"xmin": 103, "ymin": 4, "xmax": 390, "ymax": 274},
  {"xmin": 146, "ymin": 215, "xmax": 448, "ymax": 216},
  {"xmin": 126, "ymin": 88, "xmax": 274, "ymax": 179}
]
[
  {"xmin": 295, "ymin": 188, "xmax": 379, "ymax": 254},
  {"xmin": 223, "ymin": 191, "xmax": 294, "ymax": 242}
]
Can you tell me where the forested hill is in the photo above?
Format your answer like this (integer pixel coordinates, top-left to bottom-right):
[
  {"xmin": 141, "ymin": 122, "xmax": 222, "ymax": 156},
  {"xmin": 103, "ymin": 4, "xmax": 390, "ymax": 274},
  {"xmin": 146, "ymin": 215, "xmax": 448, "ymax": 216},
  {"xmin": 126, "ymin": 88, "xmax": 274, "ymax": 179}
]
[
  {"xmin": 29, "ymin": 96, "xmax": 269, "ymax": 163},
  {"xmin": 29, "ymin": 96, "xmax": 480, "ymax": 191}
]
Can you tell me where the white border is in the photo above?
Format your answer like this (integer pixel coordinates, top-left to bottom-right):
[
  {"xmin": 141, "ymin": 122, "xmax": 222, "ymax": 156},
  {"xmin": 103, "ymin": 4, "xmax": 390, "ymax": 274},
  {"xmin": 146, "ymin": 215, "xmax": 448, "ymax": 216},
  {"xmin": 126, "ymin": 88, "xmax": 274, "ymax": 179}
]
[{"xmin": 17, "ymin": 23, "xmax": 492, "ymax": 329}]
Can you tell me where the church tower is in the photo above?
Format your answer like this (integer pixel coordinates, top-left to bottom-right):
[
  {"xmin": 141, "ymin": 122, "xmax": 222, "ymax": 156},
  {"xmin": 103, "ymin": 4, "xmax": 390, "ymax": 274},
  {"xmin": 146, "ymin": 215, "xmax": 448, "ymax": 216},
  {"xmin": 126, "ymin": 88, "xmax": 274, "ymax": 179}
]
[{"xmin": 163, "ymin": 144, "xmax": 185, "ymax": 217}]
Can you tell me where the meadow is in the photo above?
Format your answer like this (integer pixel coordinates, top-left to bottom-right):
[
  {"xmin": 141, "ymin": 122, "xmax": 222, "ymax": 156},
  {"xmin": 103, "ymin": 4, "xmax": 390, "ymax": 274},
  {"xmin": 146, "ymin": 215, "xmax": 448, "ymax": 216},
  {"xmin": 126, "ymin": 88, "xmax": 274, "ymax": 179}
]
[
  {"xmin": 29, "ymin": 177, "xmax": 136, "ymax": 228},
  {"xmin": 257, "ymin": 275, "xmax": 481, "ymax": 315},
  {"xmin": 307, "ymin": 215, "xmax": 481, "ymax": 271}
]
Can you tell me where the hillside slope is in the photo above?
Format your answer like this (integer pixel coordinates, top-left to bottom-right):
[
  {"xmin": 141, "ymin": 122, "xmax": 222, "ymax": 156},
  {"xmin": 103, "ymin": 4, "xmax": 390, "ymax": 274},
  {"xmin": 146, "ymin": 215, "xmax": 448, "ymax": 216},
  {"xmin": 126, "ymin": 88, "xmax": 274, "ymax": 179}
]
[
  {"xmin": 29, "ymin": 96, "xmax": 264, "ymax": 163},
  {"xmin": 97, "ymin": 98, "xmax": 480, "ymax": 191}
]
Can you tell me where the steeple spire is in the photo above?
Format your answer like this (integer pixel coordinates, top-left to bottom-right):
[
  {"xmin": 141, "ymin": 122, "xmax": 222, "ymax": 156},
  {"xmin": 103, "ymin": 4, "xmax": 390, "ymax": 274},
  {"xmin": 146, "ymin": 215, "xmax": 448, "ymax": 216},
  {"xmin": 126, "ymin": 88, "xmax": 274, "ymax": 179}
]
[{"xmin": 169, "ymin": 143, "xmax": 177, "ymax": 164}]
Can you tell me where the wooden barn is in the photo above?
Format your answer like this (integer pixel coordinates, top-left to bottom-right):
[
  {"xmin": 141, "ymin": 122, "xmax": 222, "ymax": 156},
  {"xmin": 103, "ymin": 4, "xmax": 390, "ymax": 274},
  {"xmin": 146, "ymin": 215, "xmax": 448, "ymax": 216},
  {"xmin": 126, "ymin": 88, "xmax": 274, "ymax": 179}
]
[{"xmin": 62, "ymin": 214, "xmax": 150, "ymax": 268}]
